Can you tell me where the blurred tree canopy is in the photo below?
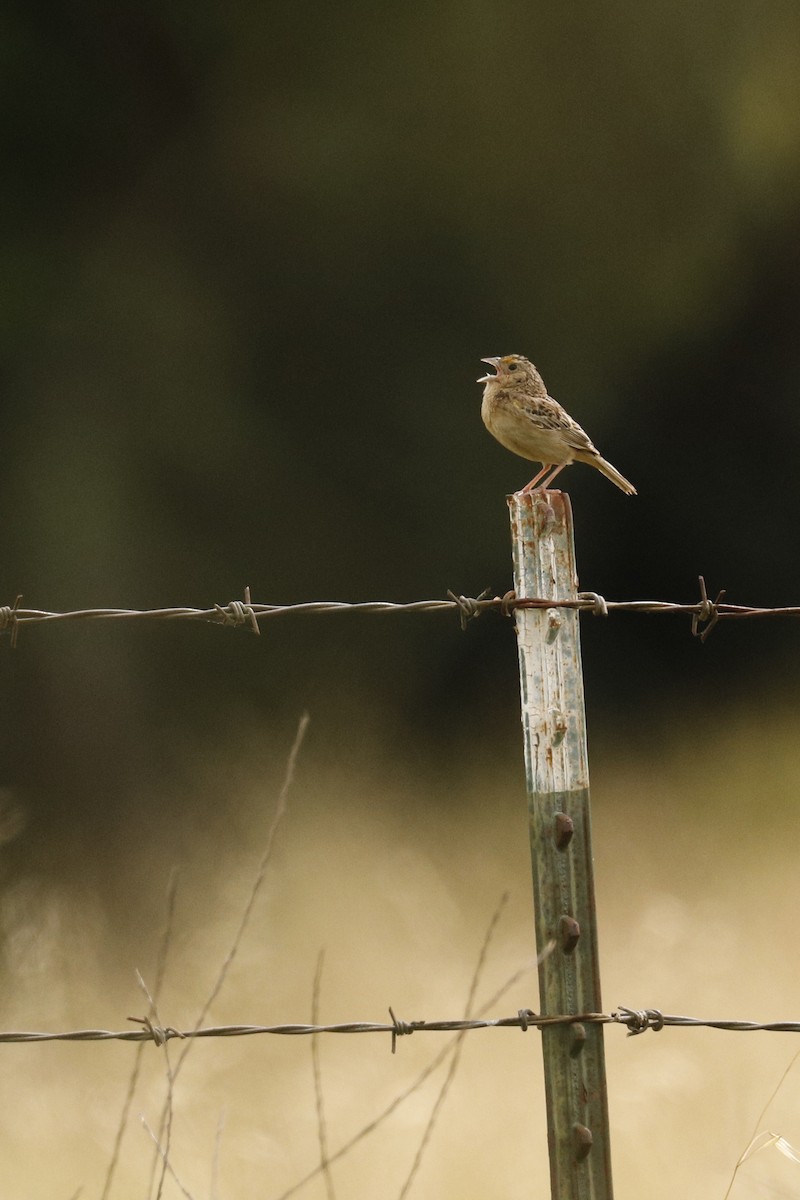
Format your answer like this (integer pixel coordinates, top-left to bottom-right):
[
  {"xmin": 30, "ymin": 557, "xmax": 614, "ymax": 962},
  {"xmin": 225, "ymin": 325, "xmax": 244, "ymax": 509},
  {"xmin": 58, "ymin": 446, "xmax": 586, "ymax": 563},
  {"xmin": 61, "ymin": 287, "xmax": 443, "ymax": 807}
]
[{"xmin": 2, "ymin": 1, "xmax": 800, "ymax": 850}]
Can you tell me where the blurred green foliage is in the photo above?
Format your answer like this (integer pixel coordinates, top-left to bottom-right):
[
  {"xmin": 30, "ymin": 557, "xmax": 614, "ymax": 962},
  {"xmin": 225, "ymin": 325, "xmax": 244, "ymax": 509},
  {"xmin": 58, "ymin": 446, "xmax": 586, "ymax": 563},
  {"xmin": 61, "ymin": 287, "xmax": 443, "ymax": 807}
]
[{"xmin": 2, "ymin": 1, "xmax": 800, "ymax": 845}]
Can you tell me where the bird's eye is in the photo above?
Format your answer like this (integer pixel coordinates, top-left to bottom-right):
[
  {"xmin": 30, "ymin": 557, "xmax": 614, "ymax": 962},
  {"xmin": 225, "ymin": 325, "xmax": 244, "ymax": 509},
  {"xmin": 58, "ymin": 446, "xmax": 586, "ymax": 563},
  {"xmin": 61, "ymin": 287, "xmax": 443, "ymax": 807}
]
[{"xmin": 508, "ymin": 362, "xmax": 518, "ymax": 371}]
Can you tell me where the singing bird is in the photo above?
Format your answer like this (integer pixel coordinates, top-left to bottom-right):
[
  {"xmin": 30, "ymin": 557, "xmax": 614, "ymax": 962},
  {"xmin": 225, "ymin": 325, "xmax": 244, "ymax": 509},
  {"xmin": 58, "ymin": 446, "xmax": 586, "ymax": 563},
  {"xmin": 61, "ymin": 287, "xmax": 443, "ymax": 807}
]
[{"xmin": 478, "ymin": 354, "xmax": 636, "ymax": 494}]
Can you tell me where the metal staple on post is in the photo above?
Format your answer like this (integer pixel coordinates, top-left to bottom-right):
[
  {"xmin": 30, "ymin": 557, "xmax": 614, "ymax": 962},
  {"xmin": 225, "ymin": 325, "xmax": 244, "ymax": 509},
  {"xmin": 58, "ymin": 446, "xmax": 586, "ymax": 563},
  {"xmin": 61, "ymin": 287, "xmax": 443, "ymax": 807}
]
[{"xmin": 508, "ymin": 490, "xmax": 614, "ymax": 1200}]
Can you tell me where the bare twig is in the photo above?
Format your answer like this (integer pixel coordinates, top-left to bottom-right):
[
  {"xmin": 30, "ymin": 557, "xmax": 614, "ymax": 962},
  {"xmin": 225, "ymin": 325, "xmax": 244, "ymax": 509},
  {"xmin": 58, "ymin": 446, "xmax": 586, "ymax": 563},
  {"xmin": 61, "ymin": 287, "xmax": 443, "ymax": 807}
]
[
  {"xmin": 177, "ymin": 712, "xmax": 310, "ymax": 1062},
  {"xmin": 140, "ymin": 1117, "xmax": 196, "ymax": 1200},
  {"xmin": 210, "ymin": 1108, "xmax": 227, "ymax": 1200},
  {"xmin": 101, "ymin": 870, "xmax": 179, "ymax": 1200},
  {"xmin": 398, "ymin": 894, "xmax": 509, "ymax": 1199},
  {"xmin": 136, "ymin": 971, "xmax": 176, "ymax": 1200},
  {"xmin": 271, "ymin": 950, "xmax": 546, "ymax": 1200},
  {"xmin": 145, "ymin": 715, "xmax": 310, "ymax": 1189},
  {"xmin": 311, "ymin": 950, "xmax": 335, "ymax": 1200},
  {"xmin": 723, "ymin": 1044, "xmax": 800, "ymax": 1200}
]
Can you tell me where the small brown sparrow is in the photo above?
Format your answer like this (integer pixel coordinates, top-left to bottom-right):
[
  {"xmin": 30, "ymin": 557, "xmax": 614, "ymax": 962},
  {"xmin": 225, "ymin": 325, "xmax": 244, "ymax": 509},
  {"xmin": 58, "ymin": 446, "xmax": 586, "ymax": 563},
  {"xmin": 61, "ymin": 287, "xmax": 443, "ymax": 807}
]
[{"xmin": 478, "ymin": 354, "xmax": 636, "ymax": 494}]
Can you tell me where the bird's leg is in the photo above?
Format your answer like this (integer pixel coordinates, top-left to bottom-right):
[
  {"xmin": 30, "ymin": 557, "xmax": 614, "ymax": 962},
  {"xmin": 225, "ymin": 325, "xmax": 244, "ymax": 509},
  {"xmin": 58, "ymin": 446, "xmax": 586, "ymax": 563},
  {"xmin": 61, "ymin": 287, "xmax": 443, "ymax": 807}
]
[
  {"xmin": 520, "ymin": 464, "xmax": 552, "ymax": 493},
  {"xmin": 536, "ymin": 463, "xmax": 567, "ymax": 490}
]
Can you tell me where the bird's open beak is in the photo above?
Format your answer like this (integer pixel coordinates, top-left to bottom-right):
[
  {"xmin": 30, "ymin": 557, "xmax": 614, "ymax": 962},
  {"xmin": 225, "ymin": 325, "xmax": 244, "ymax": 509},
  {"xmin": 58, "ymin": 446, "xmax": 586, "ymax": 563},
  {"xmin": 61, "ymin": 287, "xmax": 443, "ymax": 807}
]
[{"xmin": 477, "ymin": 356, "xmax": 502, "ymax": 383}]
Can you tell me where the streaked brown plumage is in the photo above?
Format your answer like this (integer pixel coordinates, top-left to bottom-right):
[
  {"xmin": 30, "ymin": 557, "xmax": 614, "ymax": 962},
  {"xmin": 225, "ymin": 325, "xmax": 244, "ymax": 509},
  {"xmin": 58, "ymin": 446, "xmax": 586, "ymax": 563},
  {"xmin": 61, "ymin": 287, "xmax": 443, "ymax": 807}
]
[{"xmin": 478, "ymin": 354, "xmax": 637, "ymax": 495}]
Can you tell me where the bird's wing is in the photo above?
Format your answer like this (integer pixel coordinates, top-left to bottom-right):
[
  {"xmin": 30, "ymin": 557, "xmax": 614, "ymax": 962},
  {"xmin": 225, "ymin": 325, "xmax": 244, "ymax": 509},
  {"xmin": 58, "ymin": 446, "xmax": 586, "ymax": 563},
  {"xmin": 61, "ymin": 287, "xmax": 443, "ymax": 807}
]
[
  {"xmin": 519, "ymin": 396, "xmax": 598, "ymax": 453},
  {"xmin": 517, "ymin": 396, "xmax": 573, "ymax": 431},
  {"xmin": 562, "ymin": 421, "xmax": 598, "ymax": 454}
]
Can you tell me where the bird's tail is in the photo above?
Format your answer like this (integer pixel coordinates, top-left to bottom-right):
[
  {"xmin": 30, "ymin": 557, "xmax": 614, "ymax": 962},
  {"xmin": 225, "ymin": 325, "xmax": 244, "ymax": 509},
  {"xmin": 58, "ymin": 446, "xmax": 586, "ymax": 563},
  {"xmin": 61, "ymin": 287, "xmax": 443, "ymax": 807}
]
[{"xmin": 591, "ymin": 454, "xmax": 637, "ymax": 495}]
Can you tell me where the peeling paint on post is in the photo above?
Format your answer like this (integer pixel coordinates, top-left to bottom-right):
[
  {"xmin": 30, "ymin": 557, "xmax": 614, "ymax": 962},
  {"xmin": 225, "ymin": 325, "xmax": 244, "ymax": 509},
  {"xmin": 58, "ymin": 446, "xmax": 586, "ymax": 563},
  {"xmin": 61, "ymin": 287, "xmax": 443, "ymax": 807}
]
[{"xmin": 509, "ymin": 490, "xmax": 614, "ymax": 1200}]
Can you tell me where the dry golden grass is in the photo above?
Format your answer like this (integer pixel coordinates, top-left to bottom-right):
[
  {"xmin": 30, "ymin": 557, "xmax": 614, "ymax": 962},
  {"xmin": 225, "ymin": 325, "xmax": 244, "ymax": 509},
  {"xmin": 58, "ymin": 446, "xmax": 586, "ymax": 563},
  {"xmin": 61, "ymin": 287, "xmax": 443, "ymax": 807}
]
[{"xmin": 1, "ymin": 702, "xmax": 799, "ymax": 1198}]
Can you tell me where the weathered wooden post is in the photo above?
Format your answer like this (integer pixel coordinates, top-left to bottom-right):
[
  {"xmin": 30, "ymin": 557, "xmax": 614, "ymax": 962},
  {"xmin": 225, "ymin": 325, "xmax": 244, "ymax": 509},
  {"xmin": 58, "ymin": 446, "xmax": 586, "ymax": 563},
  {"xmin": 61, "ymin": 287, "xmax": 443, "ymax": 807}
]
[{"xmin": 508, "ymin": 490, "xmax": 614, "ymax": 1200}]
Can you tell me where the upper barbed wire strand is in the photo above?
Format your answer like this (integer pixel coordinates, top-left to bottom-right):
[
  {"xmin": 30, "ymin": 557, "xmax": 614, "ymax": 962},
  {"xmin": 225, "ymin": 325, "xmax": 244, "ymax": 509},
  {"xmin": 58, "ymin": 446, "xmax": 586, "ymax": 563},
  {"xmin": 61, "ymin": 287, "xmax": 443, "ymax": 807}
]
[{"xmin": 1, "ymin": 577, "xmax": 798, "ymax": 644}]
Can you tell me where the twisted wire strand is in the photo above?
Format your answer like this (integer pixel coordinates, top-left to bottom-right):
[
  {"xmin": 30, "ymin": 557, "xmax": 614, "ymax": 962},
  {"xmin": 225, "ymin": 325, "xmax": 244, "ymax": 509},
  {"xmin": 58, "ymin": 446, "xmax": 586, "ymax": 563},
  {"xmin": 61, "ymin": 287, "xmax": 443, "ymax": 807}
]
[
  {"xmin": 1, "ymin": 1008, "xmax": 798, "ymax": 1046},
  {"xmin": 0, "ymin": 577, "xmax": 795, "ymax": 644}
]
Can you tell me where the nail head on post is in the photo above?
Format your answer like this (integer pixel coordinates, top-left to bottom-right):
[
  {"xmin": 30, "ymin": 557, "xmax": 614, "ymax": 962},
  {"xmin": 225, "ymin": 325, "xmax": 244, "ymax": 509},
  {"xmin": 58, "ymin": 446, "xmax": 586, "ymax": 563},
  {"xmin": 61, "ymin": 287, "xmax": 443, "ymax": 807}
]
[
  {"xmin": 573, "ymin": 1124, "xmax": 594, "ymax": 1160},
  {"xmin": 559, "ymin": 915, "xmax": 581, "ymax": 954},
  {"xmin": 553, "ymin": 812, "xmax": 574, "ymax": 850}
]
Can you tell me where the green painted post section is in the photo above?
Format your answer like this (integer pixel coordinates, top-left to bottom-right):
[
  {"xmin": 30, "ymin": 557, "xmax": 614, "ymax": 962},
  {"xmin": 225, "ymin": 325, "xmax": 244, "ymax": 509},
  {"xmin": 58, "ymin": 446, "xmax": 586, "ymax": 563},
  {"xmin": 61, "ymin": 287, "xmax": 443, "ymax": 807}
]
[{"xmin": 508, "ymin": 490, "xmax": 614, "ymax": 1200}]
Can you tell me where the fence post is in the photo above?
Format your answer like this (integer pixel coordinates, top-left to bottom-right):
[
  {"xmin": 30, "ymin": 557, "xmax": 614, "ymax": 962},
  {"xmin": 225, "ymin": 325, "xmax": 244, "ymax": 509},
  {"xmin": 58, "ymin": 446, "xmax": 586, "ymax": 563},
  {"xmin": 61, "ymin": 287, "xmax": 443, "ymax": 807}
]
[{"xmin": 508, "ymin": 490, "xmax": 614, "ymax": 1200}]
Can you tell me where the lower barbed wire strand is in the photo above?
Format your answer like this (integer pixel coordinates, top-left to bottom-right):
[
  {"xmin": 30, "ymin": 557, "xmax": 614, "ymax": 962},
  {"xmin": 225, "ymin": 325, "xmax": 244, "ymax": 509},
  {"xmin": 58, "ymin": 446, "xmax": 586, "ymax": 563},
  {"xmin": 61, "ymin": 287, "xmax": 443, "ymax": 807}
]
[{"xmin": 3, "ymin": 1009, "xmax": 800, "ymax": 1045}]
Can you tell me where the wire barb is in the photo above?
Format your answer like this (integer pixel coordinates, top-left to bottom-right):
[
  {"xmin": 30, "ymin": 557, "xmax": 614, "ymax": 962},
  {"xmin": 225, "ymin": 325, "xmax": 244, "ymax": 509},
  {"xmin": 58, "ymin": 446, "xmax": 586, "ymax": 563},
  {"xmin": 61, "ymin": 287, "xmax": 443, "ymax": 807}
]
[
  {"xmin": 0, "ymin": 594, "xmax": 23, "ymax": 648},
  {"xmin": 446, "ymin": 588, "xmax": 493, "ymax": 631},
  {"xmin": 388, "ymin": 1007, "xmax": 416, "ymax": 1054},
  {"xmin": 213, "ymin": 586, "xmax": 260, "ymax": 635},
  {"xmin": 127, "ymin": 1014, "xmax": 186, "ymax": 1047},
  {"xmin": 691, "ymin": 576, "xmax": 726, "ymax": 641},
  {"xmin": 614, "ymin": 1007, "xmax": 666, "ymax": 1036}
]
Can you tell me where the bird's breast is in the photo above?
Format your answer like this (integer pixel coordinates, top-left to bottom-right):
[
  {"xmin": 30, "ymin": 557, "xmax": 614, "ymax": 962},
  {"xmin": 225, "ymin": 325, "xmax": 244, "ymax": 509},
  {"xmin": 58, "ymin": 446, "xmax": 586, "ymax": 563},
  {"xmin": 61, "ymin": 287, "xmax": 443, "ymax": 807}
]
[{"xmin": 481, "ymin": 385, "xmax": 573, "ymax": 464}]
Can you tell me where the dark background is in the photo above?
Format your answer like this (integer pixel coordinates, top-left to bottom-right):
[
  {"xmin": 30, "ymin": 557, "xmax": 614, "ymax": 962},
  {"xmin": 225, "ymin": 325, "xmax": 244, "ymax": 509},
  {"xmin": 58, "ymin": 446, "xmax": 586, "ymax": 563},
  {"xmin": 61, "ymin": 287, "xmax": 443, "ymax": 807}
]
[{"xmin": 2, "ymin": 2, "xmax": 800, "ymax": 866}]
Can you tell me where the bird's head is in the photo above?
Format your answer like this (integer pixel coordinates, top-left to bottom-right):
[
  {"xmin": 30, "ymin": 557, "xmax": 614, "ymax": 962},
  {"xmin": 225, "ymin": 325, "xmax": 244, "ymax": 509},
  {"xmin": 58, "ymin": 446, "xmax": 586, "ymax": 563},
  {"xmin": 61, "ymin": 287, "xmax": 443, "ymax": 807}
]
[{"xmin": 477, "ymin": 354, "xmax": 543, "ymax": 389}]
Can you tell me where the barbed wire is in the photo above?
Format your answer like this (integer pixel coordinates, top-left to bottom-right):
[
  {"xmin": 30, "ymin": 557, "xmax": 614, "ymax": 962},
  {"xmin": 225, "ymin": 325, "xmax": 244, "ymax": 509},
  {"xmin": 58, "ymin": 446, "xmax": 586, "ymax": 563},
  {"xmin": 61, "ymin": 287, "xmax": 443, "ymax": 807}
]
[
  {"xmin": 2, "ymin": 1007, "xmax": 799, "ymax": 1049},
  {"xmin": 2, "ymin": 577, "xmax": 800, "ymax": 647}
]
